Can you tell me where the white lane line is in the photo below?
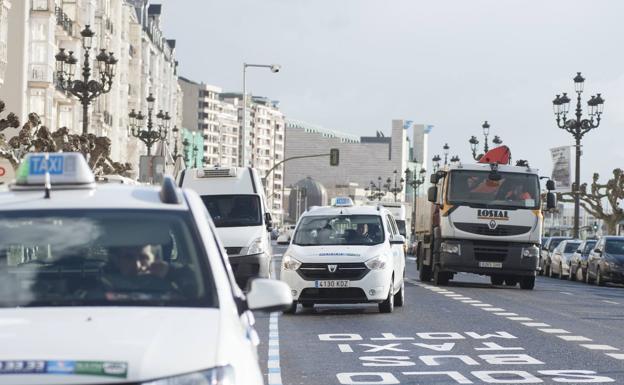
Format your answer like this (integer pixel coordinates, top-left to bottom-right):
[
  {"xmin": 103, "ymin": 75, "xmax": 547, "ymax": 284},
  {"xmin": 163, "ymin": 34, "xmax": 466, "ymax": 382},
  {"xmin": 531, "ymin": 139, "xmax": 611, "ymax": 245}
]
[
  {"xmin": 602, "ymin": 300, "xmax": 620, "ymax": 305},
  {"xmin": 452, "ymin": 297, "xmax": 472, "ymax": 300},
  {"xmin": 494, "ymin": 312, "xmax": 518, "ymax": 316},
  {"xmin": 559, "ymin": 291, "xmax": 573, "ymax": 295},
  {"xmin": 558, "ymin": 335, "xmax": 593, "ymax": 342},
  {"xmin": 522, "ymin": 322, "xmax": 551, "ymax": 327},
  {"xmin": 538, "ymin": 328, "xmax": 570, "ymax": 334},
  {"xmin": 580, "ymin": 344, "xmax": 619, "ymax": 351},
  {"xmin": 507, "ymin": 317, "xmax": 533, "ymax": 321},
  {"xmin": 471, "ymin": 303, "xmax": 493, "ymax": 307},
  {"xmin": 461, "ymin": 300, "xmax": 481, "ymax": 304},
  {"xmin": 338, "ymin": 344, "xmax": 354, "ymax": 353},
  {"xmin": 267, "ymin": 312, "xmax": 283, "ymax": 385},
  {"xmin": 444, "ymin": 294, "xmax": 463, "ymax": 297},
  {"xmin": 606, "ymin": 353, "xmax": 624, "ymax": 360},
  {"xmin": 482, "ymin": 308, "xmax": 506, "ymax": 312}
]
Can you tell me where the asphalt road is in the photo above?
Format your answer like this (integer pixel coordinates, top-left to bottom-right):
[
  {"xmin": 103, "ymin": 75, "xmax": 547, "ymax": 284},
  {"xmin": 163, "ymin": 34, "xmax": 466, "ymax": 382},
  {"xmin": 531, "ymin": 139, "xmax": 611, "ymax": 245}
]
[{"xmin": 254, "ymin": 244, "xmax": 624, "ymax": 385}]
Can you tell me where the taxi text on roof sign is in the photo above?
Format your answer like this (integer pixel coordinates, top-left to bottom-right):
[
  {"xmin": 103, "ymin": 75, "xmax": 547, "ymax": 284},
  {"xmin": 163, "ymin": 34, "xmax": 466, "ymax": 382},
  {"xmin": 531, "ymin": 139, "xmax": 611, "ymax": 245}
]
[
  {"xmin": 331, "ymin": 197, "xmax": 354, "ymax": 207},
  {"xmin": 13, "ymin": 152, "xmax": 95, "ymax": 188}
]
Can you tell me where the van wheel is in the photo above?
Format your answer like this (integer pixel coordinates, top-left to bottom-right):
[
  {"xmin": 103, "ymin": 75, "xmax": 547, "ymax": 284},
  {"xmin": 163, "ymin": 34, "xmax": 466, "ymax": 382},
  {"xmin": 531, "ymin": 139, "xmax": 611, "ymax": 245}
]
[
  {"xmin": 283, "ymin": 302, "xmax": 297, "ymax": 314},
  {"xmin": 520, "ymin": 276, "xmax": 535, "ymax": 290},
  {"xmin": 418, "ymin": 256, "xmax": 432, "ymax": 282},
  {"xmin": 379, "ymin": 280, "xmax": 395, "ymax": 313},
  {"xmin": 394, "ymin": 278, "xmax": 405, "ymax": 307},
  {"xmin": 491, "ymin": 275, "xmax": 504, "ymax": 286},
  {"xmin": 433, "ymin": 266, "xmax": 450, "ymax": 286}
]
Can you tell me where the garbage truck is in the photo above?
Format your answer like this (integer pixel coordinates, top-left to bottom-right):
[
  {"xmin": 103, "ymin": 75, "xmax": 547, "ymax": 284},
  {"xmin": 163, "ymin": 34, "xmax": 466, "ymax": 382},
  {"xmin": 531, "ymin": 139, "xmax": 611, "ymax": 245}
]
[{"xmin": 415, "ymin": 146, "xmax": 556, "ymax": 289}]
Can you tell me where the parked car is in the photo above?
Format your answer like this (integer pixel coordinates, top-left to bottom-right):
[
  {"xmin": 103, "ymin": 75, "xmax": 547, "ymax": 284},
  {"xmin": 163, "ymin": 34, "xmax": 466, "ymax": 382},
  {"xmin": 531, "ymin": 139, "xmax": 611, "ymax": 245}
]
[
  {"xmin": 549, "ymin": 239, "xmax": 582, "ymax": 279},
  {"xmin": 569, "ymin": 239, "xmax": 597, "ymax": 282},
  {"xmin": 587, "ymin": 236, "xmax": 624, "ymax": 286},
  {"xmin": 540, "ymin": 236, "xmax": 572, "ymax": 276}
]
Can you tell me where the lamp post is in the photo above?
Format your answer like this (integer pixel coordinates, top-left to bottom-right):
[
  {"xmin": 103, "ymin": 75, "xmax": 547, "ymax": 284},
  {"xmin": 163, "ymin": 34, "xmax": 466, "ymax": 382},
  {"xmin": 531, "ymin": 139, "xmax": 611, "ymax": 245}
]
[
  {"xmin": 171, "ymin": 126, "xmax": 180, "ymax": 159},
  {"xmin": 55, "ymin": 25, "xmax": 117, "ymax": 135},
  {"xmin": 242, "ymin": 63, "xmax": 281, "ymax": 167},
  {"xmin": 129, "ymin": 93, "xmax": 171, "ymax": 156},
  {"xmin": 407, "ymin": 168, "xmax": 427, "ymax": 237},
  {"xmin": 387, "ymin": 169, "xmax": 405, "ymax": 202},
  {"xmin": 469, "ymin": 121, "xmax": 503, "ymax": 160},
  {"xmin": 432, "ymin": 154, "xmax": 441, "ymax": 172},
  {"xmin": 365, "ymin": 177, "xmax": 386, "ymax": 201},
  {"xmin": 552, "ymin": 72, "xmax": 604, "ymax": 239},
  {"xmin": 443, "ymin": 143, "xmax": 450, "ymax": 166},
  {"xmin": 450, "ymin": 155, "xmax": 460, "ymax": 164}
]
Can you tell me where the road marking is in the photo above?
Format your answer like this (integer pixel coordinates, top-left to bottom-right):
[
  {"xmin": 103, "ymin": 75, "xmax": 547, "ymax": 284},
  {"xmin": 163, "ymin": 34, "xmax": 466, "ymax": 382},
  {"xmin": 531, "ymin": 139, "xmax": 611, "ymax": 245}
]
[
  {"xmin": 406, "ymin": 256, "xmax": 417, "ymax": 262},
  {"xmin": 558, "ymin": 335, "xmax": 593, "ymax": 342},
  {"xmin": 482, "ymin": 308, "xmax": 506, "ymax": 312},
  {"xmin": 522, "ymin": 322, "xmax": 551, "ymax": 327},
  {"xmin": 559, "ymin": 291, "xmax": 573, "ymax": 295},
  {"xmin": 507, "ymin": 317, "xmax": 533, "ymax": 321},
  {"xmin": 461, "ymin": 300, "xmax": 481, "ymax": 304},
  {"xmin": 452, "ymin": 297, "xmax": 472, "ymax": 300},
  {"xmin": 471, "ymin": 303, "xmax": 492, "ymax": 307},
  {"xmin": 494, "ymin": 312, "xmax": 518, "ymax": 316},
  {"xmin": 338, "ymin": 344, "xmax": 354, "ymax": 353},
  {"xmin": 538, "ymin": 328, "xmax": 570, "ymax": 334},
  {"xmin": 602, "ymin": 300, "xmax": 620, "ymax": 305},
  {"xmin": 444, "ymin": 294, "xmax": 463, "ymax": 297},
  {"xmin": 267, "ymin": 312, "xmax": 283, "ymax": 385},
  {"xmin": 580, "ymin": 344, "xmax": 619, "ymax": 351},
  {"xmin": 606, "ymin": 353, "xmax": 624, "ymax": 360}
]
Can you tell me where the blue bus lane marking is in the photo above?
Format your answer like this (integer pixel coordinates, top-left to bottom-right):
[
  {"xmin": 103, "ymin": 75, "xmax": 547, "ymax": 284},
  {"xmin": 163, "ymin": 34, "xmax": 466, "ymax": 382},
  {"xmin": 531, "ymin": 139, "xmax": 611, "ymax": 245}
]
[{"xmin": 318, "ymin": 331, "xmax": 616, "ymax": 384}]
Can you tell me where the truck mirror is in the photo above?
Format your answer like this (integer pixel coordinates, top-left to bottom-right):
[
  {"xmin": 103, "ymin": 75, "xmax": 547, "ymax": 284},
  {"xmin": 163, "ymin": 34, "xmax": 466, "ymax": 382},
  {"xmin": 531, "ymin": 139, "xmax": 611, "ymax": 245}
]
[
  {"xmin": 427, "ymin": 186, "xmax": 438, "ymax": 203},
  {"xmin": 265, "ymin": 212, "xmax": 274, "ymax": 232},
  {"xmin": 546, "ymin": 192, "xmax": 556, "ymax": 210},
  {"xmin": 430, "ymin": 174, "xmax": 438, "ymax": 184},
  {"xmin": 546, "ymin": 180, "xmax": 556, "ymax": 191}
]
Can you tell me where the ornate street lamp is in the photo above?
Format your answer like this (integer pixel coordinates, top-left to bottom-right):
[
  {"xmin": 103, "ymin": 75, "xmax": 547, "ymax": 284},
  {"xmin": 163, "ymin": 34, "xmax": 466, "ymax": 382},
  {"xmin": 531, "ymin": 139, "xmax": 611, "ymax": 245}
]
[
  {"xmin": 387, "ymin": 169, "xmax": 405, "ymax": 202},
  {"xmin": 406, "ymin": 168, "xmax": 427, "ymax": 236},
  {"xmin": 183, "ymin": 134, "xmax": 199, "ymax": 167},
  {"xmin": 129, "ymin": 93, "xmax": 171, "ymax": 156},
  {"xmin": 432, "ymin": 154, "xmax": 441, "ymax": 172},
  {"xmin": 469, "ymin": 121, "xmax": 503, "ymax": 160},
  {"xmin": 450, "ymin": 155, "xmax": 460, "ymax": 164},
  {"xmin": 55, "ymin": 25, "xmax": 117, "ymax": 135},
  {"xmin": 171, "ymin": 126, "xmax": 180, "ymax": 159},
  {"xmin": 443, "ymin": 142, "xmax": 450, "ymax": 165},
  {"xmin": 553, "ymin": 72, "xmax": 604, "ymax": 238}
]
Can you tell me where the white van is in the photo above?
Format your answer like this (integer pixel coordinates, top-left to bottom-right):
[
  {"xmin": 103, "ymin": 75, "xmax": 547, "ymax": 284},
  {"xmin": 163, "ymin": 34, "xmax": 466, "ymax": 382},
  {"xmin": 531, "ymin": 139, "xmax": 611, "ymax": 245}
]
[{"xmin": 179, "ymin": 167, "xmax": 273, "ymax": 289}]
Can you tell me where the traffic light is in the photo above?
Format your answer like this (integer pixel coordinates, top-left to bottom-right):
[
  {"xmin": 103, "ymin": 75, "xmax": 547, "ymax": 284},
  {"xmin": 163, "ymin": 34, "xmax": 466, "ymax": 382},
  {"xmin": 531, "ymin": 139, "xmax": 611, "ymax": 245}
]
[
  {"xmin": 593, "ymin": 222, "xmax": 598, "ymax": 232},
  {"xmin": 329, "ymin": 148, "xmax": 339, "ymax": 166}
]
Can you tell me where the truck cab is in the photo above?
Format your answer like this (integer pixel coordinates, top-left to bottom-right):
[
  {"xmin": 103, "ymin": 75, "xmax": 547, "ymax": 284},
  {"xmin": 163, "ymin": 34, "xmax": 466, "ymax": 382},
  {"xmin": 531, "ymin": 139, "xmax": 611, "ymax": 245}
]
[{"xmin": 418, "ymin": 159, "xmax": 555, "ymax": 290}]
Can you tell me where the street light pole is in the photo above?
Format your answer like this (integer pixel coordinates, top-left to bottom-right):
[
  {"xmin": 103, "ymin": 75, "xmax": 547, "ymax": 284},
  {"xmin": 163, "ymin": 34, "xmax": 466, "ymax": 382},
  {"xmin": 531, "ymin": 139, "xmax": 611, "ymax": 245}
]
[
  {"xmin": 129, "ymin": 93, "xmax": 171, "ymax": 156},
  {"xmin": 55, "ymin": 25, "xmax": 117, "ymax": 135},
  {"xmin": 443, "ymin": 143, "xmax": 450, "ymax": 166},
  {"xmin": 553, "ymin": 72, "xmax": 605, "ymax": 238},
  {"xmin": 242, "ymin": 63, "xmax": 281, "ymax": 167},
  {"xmin": 469, "ymin": 121, "xmax": 503, "ymax": 161}
]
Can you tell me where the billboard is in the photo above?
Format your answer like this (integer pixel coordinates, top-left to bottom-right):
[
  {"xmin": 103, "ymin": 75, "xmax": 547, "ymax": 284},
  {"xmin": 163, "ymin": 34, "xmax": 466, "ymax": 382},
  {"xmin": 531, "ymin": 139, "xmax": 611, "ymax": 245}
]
[{"xmin": 550, "ymin": 146, "xmax": 572, "ymax": 192}]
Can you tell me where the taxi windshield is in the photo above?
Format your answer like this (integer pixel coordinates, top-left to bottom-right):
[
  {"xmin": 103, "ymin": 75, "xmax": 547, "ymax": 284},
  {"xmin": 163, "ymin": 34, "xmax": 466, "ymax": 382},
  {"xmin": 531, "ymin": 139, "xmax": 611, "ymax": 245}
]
[
  {"xmin": 0, "ymin": 210, "xmax": 217, "ymax": 308},
  {"xmin": 293, "ymin": 215, "xmax": 384, "ymax": 246},
  {"xmin": 448, "ymin": 170, "xmax": 540, "ymax": 209}
]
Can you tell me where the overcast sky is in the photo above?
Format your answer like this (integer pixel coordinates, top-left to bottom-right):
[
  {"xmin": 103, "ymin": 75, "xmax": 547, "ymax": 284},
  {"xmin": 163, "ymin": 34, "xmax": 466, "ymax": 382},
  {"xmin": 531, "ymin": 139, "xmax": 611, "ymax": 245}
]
[{"xmin": 162, "ymin": 0, "xmax": 624, "ymax": 183}]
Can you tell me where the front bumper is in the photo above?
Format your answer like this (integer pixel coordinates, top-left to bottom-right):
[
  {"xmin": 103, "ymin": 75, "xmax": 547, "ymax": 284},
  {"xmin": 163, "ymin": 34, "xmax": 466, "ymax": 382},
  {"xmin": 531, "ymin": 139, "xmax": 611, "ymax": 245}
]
[
  {"xmin": 281, "ymin": 268, "xmax": 391, "ymax": 304},
  {"xmin": 229, "ymin": 252, "xmax": 271, "ymax": 289},
  {"xmin": 439, "ymin": 239, "xmax": 538, "ymax": 277}
]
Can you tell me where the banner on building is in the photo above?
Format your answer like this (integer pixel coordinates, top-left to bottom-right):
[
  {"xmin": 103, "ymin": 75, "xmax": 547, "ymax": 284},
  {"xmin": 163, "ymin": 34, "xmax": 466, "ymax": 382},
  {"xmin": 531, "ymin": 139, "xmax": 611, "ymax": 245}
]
[{"xmin": 550, "ymin": 146, "xmax": 572, "ymax": 192}]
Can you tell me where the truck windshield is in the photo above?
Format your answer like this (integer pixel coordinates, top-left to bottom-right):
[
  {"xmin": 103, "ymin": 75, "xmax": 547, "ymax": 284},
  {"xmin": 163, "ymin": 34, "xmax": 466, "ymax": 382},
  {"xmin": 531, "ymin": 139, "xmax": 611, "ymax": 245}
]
[
  {"xmin": 293, "ymin": 215, "xmax": 384, "ymax": 246},
  {"xmin": 201, "ymin": 194, "xmax": 262, "ymax": 227},
  {"xmin": 0, "ymin": 210, "xmax": 216, "ymax": 308},
  {"xmin": 448, "ymin": 170, "xmax": 540, "ymax": 209}
]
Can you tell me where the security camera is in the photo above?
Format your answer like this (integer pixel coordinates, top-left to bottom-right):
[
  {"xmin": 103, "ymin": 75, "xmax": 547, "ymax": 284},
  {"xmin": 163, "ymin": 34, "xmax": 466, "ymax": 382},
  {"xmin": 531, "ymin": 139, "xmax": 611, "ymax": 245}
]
[{"xmin": 270, "ymin": 64, "xmax": 281, "ymax": 73}]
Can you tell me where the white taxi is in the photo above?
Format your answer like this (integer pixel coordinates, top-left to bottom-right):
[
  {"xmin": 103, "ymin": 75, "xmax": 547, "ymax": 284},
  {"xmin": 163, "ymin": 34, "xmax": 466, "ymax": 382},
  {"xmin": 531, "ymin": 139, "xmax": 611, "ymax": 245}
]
[
  {"xmin": 280, "ymin": 198, "xmax": 406, "ymax": 314},
  {"xmin": 0, "ymin": 153, "xmax": 292, "ymax": 385}
]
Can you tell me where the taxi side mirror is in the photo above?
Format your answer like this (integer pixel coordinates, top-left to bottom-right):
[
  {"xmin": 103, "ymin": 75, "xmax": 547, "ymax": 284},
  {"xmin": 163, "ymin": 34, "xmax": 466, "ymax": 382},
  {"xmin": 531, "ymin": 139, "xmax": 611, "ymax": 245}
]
[{"xmin": 246, "ymin": 278, "xmax": 293, "ymax": 312}]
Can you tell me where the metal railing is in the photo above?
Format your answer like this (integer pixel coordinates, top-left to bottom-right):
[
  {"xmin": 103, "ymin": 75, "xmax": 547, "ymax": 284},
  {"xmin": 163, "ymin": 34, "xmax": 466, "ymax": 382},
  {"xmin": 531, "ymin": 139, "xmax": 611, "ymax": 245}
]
[{"xmin": 55, "ymin": 6, "xmax": 73, "ymax": 35}]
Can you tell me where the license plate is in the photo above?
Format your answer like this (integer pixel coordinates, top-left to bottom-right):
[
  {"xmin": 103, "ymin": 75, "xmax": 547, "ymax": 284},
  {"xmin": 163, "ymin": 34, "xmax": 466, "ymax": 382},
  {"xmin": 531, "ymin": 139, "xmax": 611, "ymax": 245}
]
[
  {"xmin": 479, "ymin": 261, "xmax": 503, "ymax": 268},
  {"xmin": 315, "ymin": 280, "xmax": 350, "ymax": 288}
]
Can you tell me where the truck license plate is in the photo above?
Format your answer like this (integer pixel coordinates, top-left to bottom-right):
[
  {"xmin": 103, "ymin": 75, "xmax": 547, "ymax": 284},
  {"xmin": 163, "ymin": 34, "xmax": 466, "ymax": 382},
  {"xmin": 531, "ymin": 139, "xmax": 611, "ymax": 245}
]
[
  {"xmin": 479, "ymin": 261, "xmax": 503, "ymax": 268},
  {"xmin": 315, "ymin": 280, "xmax": 349, "ymax": 288}
]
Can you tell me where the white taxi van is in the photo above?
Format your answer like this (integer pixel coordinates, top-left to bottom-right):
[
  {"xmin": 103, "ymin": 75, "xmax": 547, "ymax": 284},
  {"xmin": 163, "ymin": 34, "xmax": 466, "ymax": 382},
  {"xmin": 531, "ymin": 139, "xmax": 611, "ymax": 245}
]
[
  {"xmin": 280, "ymin": 197, "xmax": 406, "ymax": 314},
  {"xmin": 0, "ymin": 153, "xmax": 292, "ymax": 385}
]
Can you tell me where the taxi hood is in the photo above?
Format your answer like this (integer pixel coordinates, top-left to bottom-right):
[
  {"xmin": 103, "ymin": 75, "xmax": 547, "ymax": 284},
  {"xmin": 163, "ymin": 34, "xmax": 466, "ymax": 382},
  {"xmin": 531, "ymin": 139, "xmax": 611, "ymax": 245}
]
[
  {"xmin": 0, "ymin": 307, "xmax": 222, "ymax": 385},
  {"xmin": 286, "ymin": 244, "xmax": 386, "ymax": 263}
]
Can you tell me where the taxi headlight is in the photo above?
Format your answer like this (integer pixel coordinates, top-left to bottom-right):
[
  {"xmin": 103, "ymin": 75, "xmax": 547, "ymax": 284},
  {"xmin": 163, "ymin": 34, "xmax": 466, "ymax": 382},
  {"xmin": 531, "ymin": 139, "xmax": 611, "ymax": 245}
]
[
  {"xmin": 521, "ymin": 245, "xmax": 540, "ymax": 258},
  {"xmin": 247, "ymin": 237, "xmax": 264, "ymax": 255},
  {"xmin": 440, "ymin": 242, "xmax": 461, "ymax": 255},
  {"xmin": 282, "ymin": 254, "xmax": 302, "ymax": 271},
  {"xmin": 365, "ymin": 255, "xmax": 387, "ymax": 270},
  {"xmin": 142, "ymin": 365, "xmax": 234, "ymax": 385}
]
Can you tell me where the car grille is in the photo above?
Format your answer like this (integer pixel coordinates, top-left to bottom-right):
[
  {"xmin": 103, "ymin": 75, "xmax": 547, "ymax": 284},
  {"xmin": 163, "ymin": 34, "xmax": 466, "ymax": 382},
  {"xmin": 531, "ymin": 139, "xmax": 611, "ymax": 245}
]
[
  {"xmin": 299, "ymin": 288, "xmax": 368, "ymax": 303},
  {"xmin": 473, "ymin": 241, "xmax": 509, "ymax": 262},
  {"xmin": 225, "ymin": 247, "xmax": 243, "ymax": 255},
  {"xmin": 297, "ymin": 263, "xmax": 369, "ymax": 281},
  {"xmin": 455, "ymin": 222, "xmax": 532, "ymax": 236}
]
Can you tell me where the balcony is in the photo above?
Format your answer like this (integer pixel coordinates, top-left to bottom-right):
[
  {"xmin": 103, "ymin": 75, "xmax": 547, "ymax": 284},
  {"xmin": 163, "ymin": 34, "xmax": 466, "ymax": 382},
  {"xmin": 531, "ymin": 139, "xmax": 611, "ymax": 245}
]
[
  {"xmin": 29, "ymin": 64, "xmax": 52, "ymax": 83},
  {"xmin": 55, "ymin": 6, "xmax": 73, "ymax": 36},
  {"xmin": 31, "ymin": 0, "xmax": 49, "ymax": 11}
]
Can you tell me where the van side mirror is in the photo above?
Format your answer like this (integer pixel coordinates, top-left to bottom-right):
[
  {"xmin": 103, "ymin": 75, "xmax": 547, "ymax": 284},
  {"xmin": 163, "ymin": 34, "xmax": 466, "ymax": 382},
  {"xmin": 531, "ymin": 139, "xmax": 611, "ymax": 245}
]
[
  {"xmin": 390, "ymin": 234, "xmax": 406, "ymax": 245},
  {"xmin": 546, "ymin": 180, "xmax": 556, "ymax": 191},
  {"xmin": 546, "ymin": 192, "xmax": 556, "ymax": 210},
  {"xmin": 264, "ymin": 212, "xmax": 273, "ymax": 232},
  {"xmin": 427, "ymin": 186, "xmax": 438, "ymax": 203}
]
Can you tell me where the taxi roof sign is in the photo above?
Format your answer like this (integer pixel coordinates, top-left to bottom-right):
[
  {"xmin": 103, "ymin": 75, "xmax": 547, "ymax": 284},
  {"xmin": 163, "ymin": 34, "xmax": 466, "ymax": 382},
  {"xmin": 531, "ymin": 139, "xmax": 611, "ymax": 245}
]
[
  {"xmin": 331, "ymin": 197, "xmax": 354, "ymax": 207},
  {"xmin": 12, "ymin": 152, "xmax": 95, "ymax": 189}
]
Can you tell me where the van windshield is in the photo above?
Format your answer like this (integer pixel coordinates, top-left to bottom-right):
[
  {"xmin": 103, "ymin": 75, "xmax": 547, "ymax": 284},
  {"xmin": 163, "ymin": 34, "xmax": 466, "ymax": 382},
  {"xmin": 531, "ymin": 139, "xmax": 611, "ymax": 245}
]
[
  {"xmin": 201, "ymin": 195, "xmax": 262, "ymax": 227},
  {"xmin": 293, "ymin": 215, "xmax": 384, "ymax": 246}
]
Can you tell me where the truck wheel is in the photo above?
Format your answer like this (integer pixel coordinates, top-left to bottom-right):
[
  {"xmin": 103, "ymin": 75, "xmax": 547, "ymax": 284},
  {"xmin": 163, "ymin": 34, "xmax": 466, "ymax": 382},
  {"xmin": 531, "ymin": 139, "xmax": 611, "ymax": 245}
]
[
  {"xmin": 520, "ymin": 276, "xmax": 535, "ymax": 290},
  {"xmin": 504, "ymin": 276, "xmax": 518, "ymax": 287},
  {"xmin": 418, "ymin": 256, "xmax": 432, "ymax": 282},
  {"xmin": 379, "ymin": 279, "xmax": 395, "ymax": 313},
  {"xmin": 283, "ymin": 302, "xmax": 298, "ymax": 314},
  {"xmin": 433, "ymin": 266, "xmax": 449, "ymax": 286},
  {"xmin": 491, "ymin": 275, "xmax": 504, "ymax": 286}
]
